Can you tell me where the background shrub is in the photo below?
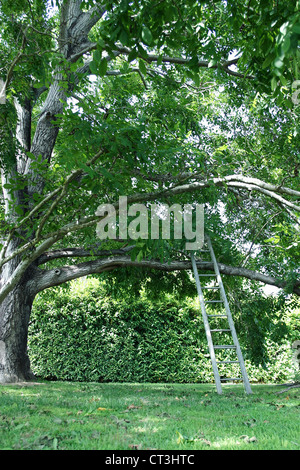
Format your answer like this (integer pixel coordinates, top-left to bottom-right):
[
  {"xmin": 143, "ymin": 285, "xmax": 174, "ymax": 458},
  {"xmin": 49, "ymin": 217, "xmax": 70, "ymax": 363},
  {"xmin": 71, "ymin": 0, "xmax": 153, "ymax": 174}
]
[{"xmin": 28, "ymin": 278, "xmax": 298, "ymax": 383}]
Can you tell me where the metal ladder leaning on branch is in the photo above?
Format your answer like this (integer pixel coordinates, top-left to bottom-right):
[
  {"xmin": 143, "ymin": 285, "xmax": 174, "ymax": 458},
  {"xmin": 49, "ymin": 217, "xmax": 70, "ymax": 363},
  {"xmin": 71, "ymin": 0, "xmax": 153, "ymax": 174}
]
[{"xmin": 190, "ymin": 235, "xmax": 252, "ymax": 395}]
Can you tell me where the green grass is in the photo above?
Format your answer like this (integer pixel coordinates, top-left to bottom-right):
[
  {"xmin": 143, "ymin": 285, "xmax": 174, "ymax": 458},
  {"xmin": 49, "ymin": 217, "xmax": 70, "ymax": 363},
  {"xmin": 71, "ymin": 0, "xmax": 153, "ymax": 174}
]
[{"xmin": 0, "ymin": 381, "xmax": 299, "ymax": 450}]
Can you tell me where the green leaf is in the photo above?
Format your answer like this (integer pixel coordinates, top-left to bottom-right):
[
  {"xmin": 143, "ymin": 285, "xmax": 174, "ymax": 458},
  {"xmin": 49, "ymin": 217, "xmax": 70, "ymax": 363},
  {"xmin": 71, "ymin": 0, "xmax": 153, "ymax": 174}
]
[
  {"xmin": 271, "ymin": 76, "xmax": 278, "ymax": 91},
  {"xmin": 128, "ymin": 48, "xmax": 138, "ymax": 62},
  {"xmin": 262, "ymin": 53, "xmax": 275, "ymax": 69},
  {"xmin": 14, "ymin": 205, "xmax": 24, "ymax": 216},
  {"xmin": 193, "ymin": 73, "xmax": 200, "ymax": 87},
  {"xmin": 78, "ymin": 162, "xmax": 95, "ymax": 177},
  {"xmin": 89, "ymin": 61, "xmax": 98, "ymax": 74},
  {"xmin": 157, "ymin": 55, "xmax": 163, "ymax": 66},
  {"xmin": 139, "ymin": 59, "xmax": 147, "ymax": 75},
  {"xmin": 292, "ymin": 23, "xmax": 300, "ymax": 34},
  {"xmin": 99, "ymin": 58, "xmax": 108, "ymax": 77},
  {"xmin": 274, "ymin": 58, "xmax": 284, "ymax": 69},
  {"xmin": 141, "ymin": 26, "xmax": 153, "ymax": 46},
  {"xmin": 281, "ymin": 36, "xmax": 291, "ymax": 55},
  {"xmin": 119, "ymin": 28, "xmax": 129, "ymax": 46},
  {"xmin": 98, "ymin": 167, "xmax": 113, "ymax": 180},
  {"xmin": 137, "ymin": 44, "xmax": 148, "ymax": 59},
  {"xmin": 93, "ymin": 49, "xmax": 102, "ymax": 63}
]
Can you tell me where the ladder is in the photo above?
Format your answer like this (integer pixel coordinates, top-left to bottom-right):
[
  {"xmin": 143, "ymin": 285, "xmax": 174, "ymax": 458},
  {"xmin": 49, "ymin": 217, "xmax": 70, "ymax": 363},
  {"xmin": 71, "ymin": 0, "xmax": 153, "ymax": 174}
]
[{"xmin": 190, "ymin": 235, "xmax": 252, "ymax": 395}]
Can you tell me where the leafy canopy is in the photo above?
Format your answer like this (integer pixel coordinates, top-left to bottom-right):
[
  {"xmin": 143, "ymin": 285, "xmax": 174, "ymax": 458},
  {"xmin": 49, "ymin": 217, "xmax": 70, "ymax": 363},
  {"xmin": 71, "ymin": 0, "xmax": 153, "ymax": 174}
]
[{"xmin": 0, "ymin": 0, "xmax": 299, "ymax": 300}]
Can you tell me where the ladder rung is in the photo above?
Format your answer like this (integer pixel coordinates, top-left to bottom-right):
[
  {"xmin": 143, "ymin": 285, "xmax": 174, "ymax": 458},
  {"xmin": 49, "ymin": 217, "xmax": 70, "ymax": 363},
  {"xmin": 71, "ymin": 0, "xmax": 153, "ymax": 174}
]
[
  {"xmin": 207, "ymin": 314, "xmax": 227, "ymax": 317},
  {"xmin": 220, "ymin": 378, "xmax": 243, "ymax": 382},
  {"xmin": 197, "ymin": 274, "xmax": 216, "ymax": 277},
  {"xmin": 202, "ymin": 286, "xmax": 219, "ymax": 289},
  {"xmin": 211, "ymin": 329, "xmax": 231, "ymax": 332},
  {"xmin": 205, "ymin": 300, "xmax": 223, "ymax": 303},
  {"xmin": 214, "ymin": 345, "xmax": 236, "ymax": 349},
  {"xmin": 217, "ymin": 360, "xmax": 239, "ymax": 364}
]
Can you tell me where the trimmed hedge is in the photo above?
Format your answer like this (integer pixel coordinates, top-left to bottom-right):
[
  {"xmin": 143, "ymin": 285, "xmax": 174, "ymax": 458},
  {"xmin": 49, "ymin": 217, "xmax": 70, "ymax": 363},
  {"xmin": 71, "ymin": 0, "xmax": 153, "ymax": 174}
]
[{"xmin": 28, "ymin": 279, "xmax": 298, "ymax": 383}]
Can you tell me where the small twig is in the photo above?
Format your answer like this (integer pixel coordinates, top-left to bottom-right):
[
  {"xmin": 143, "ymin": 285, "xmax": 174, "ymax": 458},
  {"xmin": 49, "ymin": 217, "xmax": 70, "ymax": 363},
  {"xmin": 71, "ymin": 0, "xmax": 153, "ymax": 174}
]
[
  {"xmin": 2, "ymin": 29, "xmax": 27, "ymax": 93},
  {"xmin": 137, "ymin": 68, "xmax": 148, "ymax": 89},
  {"xmin": 275, "ymin": 383, "xmax": 300, "ymax": 394}
]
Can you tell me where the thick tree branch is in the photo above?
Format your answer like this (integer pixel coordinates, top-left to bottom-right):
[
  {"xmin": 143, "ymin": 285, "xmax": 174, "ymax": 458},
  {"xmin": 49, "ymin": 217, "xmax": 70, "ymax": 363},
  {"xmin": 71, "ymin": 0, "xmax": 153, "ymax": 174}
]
[
  {"xmin": 0, "ymin": 234, "xmax": 61, "ymax": 304},
  {"xmin": 1, "ymin": 169, "xmax": 299, "ymax": 275},
  {"xmin": 37, "ymin": 245, "xmax": 134, "ymax": 265},
  {"xmin": 112, "ymin": 45, "xmax": 254, "ymax": 79},
  {"xmin": 31, "ymin": 255, "xmax": 300, "ymax": 296},
  {"xmin": 135, "ymin": 170, "xmax": 300, "ymax": 199},
  {"xmin": 130, "ymin": 173, "xmax": 300, "ymax": 214},
  {"xmin": 70, "ymin": 42, "xmax": 254, "ymax": 79},
  {"xmin": 0, "ymin": 149, "xmax": 105, "ymax": 269}
]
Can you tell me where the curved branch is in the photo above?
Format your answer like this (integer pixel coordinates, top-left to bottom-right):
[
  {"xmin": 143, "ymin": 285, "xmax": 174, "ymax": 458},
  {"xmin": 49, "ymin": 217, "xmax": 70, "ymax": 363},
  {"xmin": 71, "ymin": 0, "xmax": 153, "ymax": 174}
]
[
  {"xmin": 225, "ymin": 182, "xmax": 300, "ymax": 214},
  {"xmin": 0, "ymin": 234, "xmax": 61, "ymax": 304},
  {"xmin": 112, "ymin": 45, "xmax": 254, "ymax": 79},
  {"xmin": 2, "ymin": 169, "xmax": 299, "ymax": 274},
  {"xmin": 37, "ymin": 244, "xmax": 134, "ymax": 265},
  {"xmin": 31, "ymin": 254, "xmax": 300, "ymax": 296},
  {"xmin": 0, "ymin": 149, "xmax": 105, "ymax": 267}
]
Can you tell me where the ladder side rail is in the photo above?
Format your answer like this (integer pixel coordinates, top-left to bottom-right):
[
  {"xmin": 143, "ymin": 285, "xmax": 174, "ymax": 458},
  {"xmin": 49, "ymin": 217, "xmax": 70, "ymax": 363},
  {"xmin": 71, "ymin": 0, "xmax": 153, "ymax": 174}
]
[
  {"xmin": 190, "ymin": 252, "xmax": 223, "ymax": 395},
  {"xmin": 206, "ymin": 237, "xmax": 253, "ymax": 395}
]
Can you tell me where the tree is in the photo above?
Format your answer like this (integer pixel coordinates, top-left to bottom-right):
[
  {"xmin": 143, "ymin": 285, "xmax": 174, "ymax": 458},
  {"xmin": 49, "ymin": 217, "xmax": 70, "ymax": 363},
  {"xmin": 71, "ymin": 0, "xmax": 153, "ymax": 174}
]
[{"xmin": 0, "ymin": 0, "xmax": 299, "ymax": 383}]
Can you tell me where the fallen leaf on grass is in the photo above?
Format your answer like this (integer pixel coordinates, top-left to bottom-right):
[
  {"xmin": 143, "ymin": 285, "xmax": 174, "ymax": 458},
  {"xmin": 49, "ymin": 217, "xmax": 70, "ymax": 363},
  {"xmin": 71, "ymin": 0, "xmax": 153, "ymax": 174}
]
[
  {"xmin": 129, "ymin": 444, "xmax": 142, "ymax": 450},
  {"xmin": 126, "ymin": 404, "xmax": 141, "ymax": 410},
  {"xmin": 97, "ymin": 407, "xmax": 112, "ymax": 411}
]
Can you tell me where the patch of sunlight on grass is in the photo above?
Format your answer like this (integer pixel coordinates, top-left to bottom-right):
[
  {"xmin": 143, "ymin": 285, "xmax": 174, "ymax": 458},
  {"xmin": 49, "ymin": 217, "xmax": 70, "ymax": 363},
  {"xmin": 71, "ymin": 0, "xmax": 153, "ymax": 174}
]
[{"xmin": 210, "ymin": 436, "xmax": 251, "ymax": 450}]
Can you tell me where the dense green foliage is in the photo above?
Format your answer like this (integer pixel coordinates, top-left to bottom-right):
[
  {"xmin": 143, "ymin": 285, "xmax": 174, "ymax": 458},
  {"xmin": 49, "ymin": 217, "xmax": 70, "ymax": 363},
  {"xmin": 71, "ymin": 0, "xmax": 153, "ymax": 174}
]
[
  {"xmin": 0, "ymin": 0, "xmax": 299, "ymax": 386},
  {"xmin": 28, "ymin": 278, "xmax": 299, "ymax": 384}
]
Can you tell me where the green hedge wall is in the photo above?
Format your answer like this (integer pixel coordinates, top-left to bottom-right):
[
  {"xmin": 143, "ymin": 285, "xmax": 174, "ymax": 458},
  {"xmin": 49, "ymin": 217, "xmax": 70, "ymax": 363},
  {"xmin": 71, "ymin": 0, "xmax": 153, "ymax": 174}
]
[{"xmin": 28, "ymin": 280, "xmax": 298, "ymax": 384}]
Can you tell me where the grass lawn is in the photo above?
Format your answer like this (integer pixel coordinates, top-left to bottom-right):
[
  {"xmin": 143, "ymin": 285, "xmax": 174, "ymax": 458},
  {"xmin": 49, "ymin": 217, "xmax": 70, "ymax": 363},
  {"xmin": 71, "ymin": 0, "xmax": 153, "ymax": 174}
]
[{"xmin": 0, "ymin": 381, "xmax": 299, "ymax": 451}]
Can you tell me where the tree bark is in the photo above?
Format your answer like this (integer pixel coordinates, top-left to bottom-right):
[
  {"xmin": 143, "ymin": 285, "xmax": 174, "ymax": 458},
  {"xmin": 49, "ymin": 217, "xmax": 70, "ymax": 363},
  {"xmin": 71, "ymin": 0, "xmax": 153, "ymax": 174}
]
[
  {"xmin": 0, "ymin": 283, "xmax": 35, "ymax": 383},
  {"xmin": 0, "ymin": 251, "xmax": 36, "ymax": 383}
]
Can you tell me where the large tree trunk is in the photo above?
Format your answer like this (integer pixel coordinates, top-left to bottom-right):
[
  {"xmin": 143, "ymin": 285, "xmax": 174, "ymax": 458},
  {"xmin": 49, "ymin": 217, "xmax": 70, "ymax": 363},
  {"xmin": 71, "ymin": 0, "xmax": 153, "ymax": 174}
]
[
  {"xmin": 0, "ymin": 281, "xmax": 35, "ymax": 383},
  {"xmin": 0, "ymin": 237, "xmax": 36, "ymax": 383}
]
